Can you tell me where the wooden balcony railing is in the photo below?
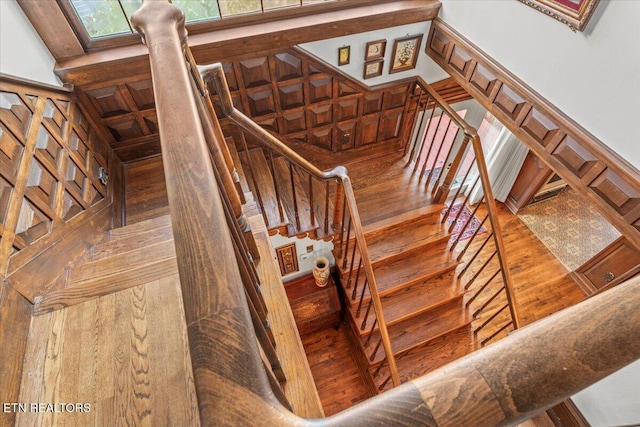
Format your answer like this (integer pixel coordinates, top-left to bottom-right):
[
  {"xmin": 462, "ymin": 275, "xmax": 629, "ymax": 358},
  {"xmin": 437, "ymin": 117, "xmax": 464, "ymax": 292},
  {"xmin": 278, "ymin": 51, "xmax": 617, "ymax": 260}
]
[
  {"xmin": 132, "ymin": 1, "xmax": 640, "ymax": 425},
  {"xmin": 406, "ymin": 78, "xmax": 521, "ymax": 344},
  {"xmin": 199, "ymin": 61, "xmax": 401, "ymax": 388}
]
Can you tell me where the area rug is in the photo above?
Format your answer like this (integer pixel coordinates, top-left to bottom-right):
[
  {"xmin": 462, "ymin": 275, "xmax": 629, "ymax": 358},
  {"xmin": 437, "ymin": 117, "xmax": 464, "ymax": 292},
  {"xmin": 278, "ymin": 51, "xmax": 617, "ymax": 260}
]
[
  {"xmin": 518, "ymin": 188, "xmax": 620, "ymax": 271},
  {"xmin": 442, "ymin": 203, "xmax": 487, "ymax": 243}
]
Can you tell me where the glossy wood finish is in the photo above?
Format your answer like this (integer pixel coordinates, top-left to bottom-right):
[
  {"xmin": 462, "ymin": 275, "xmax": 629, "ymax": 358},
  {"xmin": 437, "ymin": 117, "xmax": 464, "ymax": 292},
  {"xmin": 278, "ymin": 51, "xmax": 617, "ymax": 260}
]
[
  {"xmin": 425, "ymin": 18, "xmax": 640, "ymax": 250},
  {"xmin": 17, "ymin": 274, "xmax": 200, "ymax": 426},
  {"xmin": 124, "ymin": 156, "xmax": 169, "ymax": 224},
  {"xmin": 130, "ymin": 2, "xmax": 283, "ymax": 422},
  {"xmin": 205, "ymin": 62, "xmax": 402, "ymax": 386}
]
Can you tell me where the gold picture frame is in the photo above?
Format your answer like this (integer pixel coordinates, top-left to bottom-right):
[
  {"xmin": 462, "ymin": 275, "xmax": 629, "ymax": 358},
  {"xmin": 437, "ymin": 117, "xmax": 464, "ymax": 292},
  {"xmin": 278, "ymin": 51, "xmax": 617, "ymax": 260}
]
[
  {"xmin": 363, "ymin": 59, "xmax": 384, "ymax": 80},
  {"xmin": 364, "ymin": 39, "xmax": 386, "ymax": 61},
  {"xmin": 338, "ymin": 45, "xmax": 350, "ymax": 66},
  {"xmin": 275, "ymin": 243, "xmax": 298, "ymax": 276},
  {"xmin": 390, "ymin": 34, "xmax": 423, "ymax": 74},
  {"xmin": 518, "ymin": 0, "xmax": 600, "ymax": 32}
]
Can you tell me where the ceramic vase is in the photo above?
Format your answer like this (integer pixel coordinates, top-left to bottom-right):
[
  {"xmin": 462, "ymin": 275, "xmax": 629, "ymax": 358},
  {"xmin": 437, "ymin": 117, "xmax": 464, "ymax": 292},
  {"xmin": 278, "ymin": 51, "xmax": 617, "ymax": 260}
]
[{"xmin": 312, "ymin": 256, "xmax": 330, "ymax": 287}]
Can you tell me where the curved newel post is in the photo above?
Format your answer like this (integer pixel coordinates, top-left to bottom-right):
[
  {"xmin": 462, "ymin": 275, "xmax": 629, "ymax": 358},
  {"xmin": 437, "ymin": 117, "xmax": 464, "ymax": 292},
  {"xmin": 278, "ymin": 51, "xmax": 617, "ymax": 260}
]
[{"xmin": 130, "ymin": 1, "xmax": 278, "ymax": 423}]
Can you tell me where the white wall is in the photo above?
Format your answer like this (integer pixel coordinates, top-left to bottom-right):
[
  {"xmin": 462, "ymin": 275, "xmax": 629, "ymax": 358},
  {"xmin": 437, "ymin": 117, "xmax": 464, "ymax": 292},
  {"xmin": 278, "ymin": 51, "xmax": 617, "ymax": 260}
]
[
  {"xmin": 438, "ymin": 0, "xmax": 640, "ymax": 170},
  {"xmin": 0, "ymin": 0, "xmax": 61, "ymax": 86},
  {"xmin": 572, "ymin": 358, "xmax": 640, "ymax": 427},
  {"xmin": 269, "ymin": 232, "xmax": 334, "ymax": 283},
  {"xmin": 437, "ymin": 1, "xmax": 640, "ymax": 423},
  {"xmin": 300, "ymin": 22, "xmax": 449, "ymax": 87}
]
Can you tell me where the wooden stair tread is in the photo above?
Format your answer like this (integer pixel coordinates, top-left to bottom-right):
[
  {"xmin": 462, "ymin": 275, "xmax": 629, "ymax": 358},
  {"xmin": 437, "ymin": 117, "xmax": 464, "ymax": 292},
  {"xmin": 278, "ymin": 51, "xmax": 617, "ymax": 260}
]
[
  {"xmin": 375, "ymin": 326, "xmax": 476, "ymax": 392},
  {"xmin": 109, "ymin": 214, "xmax": 172, "ymax": 240},
  {"xmin": 362, "ymin": 204, "xmax": 445, "ymax": 235},
  {"xmin": 92, "ymin": 223, "xmax": 174, "ymax": 261},
  {"xmin": 349, "ymin": 277, "xmax": 465, "ymax": 336},
  {"xmin": 337, "ymin": 214, "xmax": 449, "ymax": 270},
  {"xmin": 366, "ymin": 300, "xmax": 472, "ymax": 366},
  {"xmin": 69, "ymin": 240, "xmax": 177, "ymax": 288},
  {"xmin": 345, "ymin": 250, "xmax": 459, "ymax": 306}
]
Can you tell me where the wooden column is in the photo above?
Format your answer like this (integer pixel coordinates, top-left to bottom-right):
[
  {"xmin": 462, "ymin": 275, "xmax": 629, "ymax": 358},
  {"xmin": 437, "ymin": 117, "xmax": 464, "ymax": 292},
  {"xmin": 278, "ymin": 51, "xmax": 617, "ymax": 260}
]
[{"xmin": 130, "ymin": 2, "xmax": 276, "ymax": 423}]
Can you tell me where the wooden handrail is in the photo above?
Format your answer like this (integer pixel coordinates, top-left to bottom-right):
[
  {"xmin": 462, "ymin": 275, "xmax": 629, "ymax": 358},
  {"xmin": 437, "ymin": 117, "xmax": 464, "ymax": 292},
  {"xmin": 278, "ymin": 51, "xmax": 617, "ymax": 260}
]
[
  {"xmin": 414, "ymin": 77, "xmax": 521, "ymax": 329},
  {"xmin": 201, "ymin": 62, "xmax": 401, "ymax": 387},
  {"xmin": 129, "ymin": 0, "xmax": 278, "ymax": 420},
  {"xmin": 133, "ymin": 2, "xmax": 640, "ymax": 425}
]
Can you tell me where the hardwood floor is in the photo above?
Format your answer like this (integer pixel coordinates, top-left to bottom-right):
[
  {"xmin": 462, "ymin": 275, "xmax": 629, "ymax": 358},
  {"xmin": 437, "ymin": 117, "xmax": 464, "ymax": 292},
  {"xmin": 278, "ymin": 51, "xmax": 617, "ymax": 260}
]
[{"xmin": 300, "ymin": 324, "xmax": 373, "ymax": 416}]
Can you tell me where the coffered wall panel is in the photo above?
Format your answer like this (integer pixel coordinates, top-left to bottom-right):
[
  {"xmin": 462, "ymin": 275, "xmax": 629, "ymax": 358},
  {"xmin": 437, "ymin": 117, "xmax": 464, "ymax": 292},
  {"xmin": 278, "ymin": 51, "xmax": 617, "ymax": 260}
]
[
  {"xmin": 426, "ymin": 18, "xmax": 640, "ymax": 248},
  {"xmin": 207, "ymin": 50, "xmax": 413, "ymax": 153}
]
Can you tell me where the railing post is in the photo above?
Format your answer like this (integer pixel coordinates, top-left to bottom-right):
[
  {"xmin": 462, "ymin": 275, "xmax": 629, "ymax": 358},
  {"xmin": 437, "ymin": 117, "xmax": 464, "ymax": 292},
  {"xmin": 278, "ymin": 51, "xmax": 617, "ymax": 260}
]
[{"xmin": 130, "ymin": 1, "xmax": 276, "ymax": 422}]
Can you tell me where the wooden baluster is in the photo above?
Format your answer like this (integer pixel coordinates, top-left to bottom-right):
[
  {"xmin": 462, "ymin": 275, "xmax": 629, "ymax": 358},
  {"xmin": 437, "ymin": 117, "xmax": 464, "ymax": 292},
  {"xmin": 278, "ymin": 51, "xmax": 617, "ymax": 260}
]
[
  {"xmin": 434, "ymin": 130, "xmax": 467, "ymax": 202},
  {"xmin": 342, "ymin": 216, "xmax": 352, "ymax": 270},
  {"xmin": 449, "ymin": 198, "xmax": 484, "ymax": 252},
  {"xmin": 475, "ymin": 303, "xmax": 509, "ymax": 330},
  {"xmin": 323, "ymin": 181, "xmax": 330, "ymax": 234},
  {"xmin": 378, "ymin": 374, "xmax": 392, "ymax": 391},
  {"xmin": 361, "ymin": 299, "xmax": 373, "ymax": 330},
  {"xmin": 364, "ymin": 317, "xmax": 377, "ymax": 347},
  {"xmin": 247, "ymin": 288, "xmax": 284, "ymax": 381},
  {"xmin": 356, "ymin": 276, "xmax": 368, "ymax": 318},
  {"xmin": 430, "ymin": 126, "xmax": 461, "ymax": 193},
  {"xmin": 130, "ymin": 3, "xmax": 277, "ymax": 420},
  {"xmin": 190, "ymin": 71, "xmax": 260, "ymax": 260},
  {"xmin": 445, "ymin": 177, "xmax": 480, "ymax": 230},
  {"xmin": 351, "ymin": 259, "xmax": 363, "ymax": 300},
  {"xmin": 267, "ymin": 150, "xmax": 285, "ymax": 223},
  {"xmin": 464, "ymin": 251, "xmax": 497, "ymax": 290},
  {"xmin": 458, "ymin": 231, "xmax": 494, "ymax": 278},
  {"xmin": 455, "ymin": 213, "xmax": 490, "ymax": 257},
  {"xmin": 333, "ymin": 183, "xmax": 345, "ymax": 252},
  {"xmin": 423, "ymin": 120, "xmax": 453, "ymax": 187},
  {"xmin": 262, "ymin": 359, "xmax": 293, "ymax": 412},
  {"xmin": 372, "ymin": 357, "xmax": 387, "ymax": 378},
  {"xmin": 481, "ymin": 320, "xmax": 514, "ymax": 346},
  {"xmin": 369, "ymin": 338, "xmax": 383, "ymax": 361},
  {"xmin": 471, "ymin": 283, "xmax": 506, "ymax": 317},
  {"xmin": 238, "ymin": 130, "xmax": 269, "ymax": 227},
  {"xmin": 446, "ymin": 159, "xmax": 474, "ymax": 214},
  {"xmin": 346, "ymin": 238, "xmax": 358, "ymax": 288},
  {"xmin": 288, "ymin": 163, "xmax": 301, "ymax": 232},
  {"xmin": 308, "ymin": 173, "xmax": 315, "ymax": 228},
  {"xmin": 403, "ymin": 91, "xmax": 426, "ymax": 157},
  {"xmin": 197, "ymin": 60, "xmax": 246, "ymax": 204},
  {"xmin": 412, "ymin": 105, "xmax": 439, "ymax": 172},
  {"xmin": 466, "ymin": 270, "xmax": 501, "ymax": 307}
]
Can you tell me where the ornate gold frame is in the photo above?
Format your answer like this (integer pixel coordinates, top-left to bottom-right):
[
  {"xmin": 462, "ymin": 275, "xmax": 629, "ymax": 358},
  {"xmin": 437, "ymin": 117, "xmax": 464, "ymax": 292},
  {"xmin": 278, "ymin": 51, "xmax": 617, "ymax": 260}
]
[{"xmin": 518, "ymin": 0, "xmax": 600, "ymax": 32}]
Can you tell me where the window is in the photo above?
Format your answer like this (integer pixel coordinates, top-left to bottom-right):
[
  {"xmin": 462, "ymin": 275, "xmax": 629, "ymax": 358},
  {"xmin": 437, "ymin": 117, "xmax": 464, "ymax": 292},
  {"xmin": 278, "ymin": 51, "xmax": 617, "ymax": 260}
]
[{"xmin": 64, "ymin": 0, "xmax": 338, "ymax": 44}]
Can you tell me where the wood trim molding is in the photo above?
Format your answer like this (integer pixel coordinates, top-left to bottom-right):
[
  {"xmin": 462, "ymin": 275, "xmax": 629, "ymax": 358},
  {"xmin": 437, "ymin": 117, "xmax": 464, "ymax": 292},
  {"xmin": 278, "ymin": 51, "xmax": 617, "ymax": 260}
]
[
  {"xmin": 548, "ymin": 398, "xmax": 590, "ymax": 427},
  {"xmin": 54, "ymin": 1, "xmax": 441, "ymax": 86},
  {"xmin": 425, "ymin": 18, "xmax": 640, "ymax": 250}
]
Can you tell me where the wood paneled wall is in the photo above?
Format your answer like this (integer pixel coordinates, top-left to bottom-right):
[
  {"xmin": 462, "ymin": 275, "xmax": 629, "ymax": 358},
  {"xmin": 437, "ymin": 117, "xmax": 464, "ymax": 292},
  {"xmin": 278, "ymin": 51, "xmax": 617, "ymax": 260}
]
[
  {"xmin": 0, "ymin": 74, "xmax": 120, "ymax": 425},
  {"xmin": 425, "ymin": 19, "xmax": 640, "ymax": 250},
  {"xmin": 208, "ymin": 50, "xmax": 416, "ymax": 153}
]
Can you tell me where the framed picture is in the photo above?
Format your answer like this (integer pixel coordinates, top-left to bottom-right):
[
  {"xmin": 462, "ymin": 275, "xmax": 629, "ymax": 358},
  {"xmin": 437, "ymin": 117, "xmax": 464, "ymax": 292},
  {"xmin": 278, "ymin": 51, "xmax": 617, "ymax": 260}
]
[
  {"xmin": 364, "ymin": 39, "xmax": 386, "ymax": 61},
  {"xmin": 363, "ymin": 59, "xmax": 384, "ymax": 80},
  {"xmin": 390, "ymin": 34, "xmax": 423, "ymax": 74},
  {"xmin": 338, "ymin": 45, "xmax": 350, "ymax": 66},
  {"xmin": 518, "ymin": 0, "xmax": 600, "ymax": 32},
  {"xmin": 275, "ymin": 243, "xmax": 298, "ymax": 276}
]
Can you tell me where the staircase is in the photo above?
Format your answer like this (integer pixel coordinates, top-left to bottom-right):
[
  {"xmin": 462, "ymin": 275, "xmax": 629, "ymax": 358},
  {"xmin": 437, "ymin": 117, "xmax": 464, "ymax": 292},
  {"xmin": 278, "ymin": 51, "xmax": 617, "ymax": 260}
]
[{"xmin": 226, "ymin": 134, "xmax": 480, "ymax": 392}]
